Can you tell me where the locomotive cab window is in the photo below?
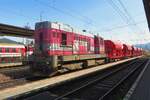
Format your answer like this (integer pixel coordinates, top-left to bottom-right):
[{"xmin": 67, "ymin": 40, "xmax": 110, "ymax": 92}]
[{"xmin": 62, "ymin": 33, "xmax": 67, "ymax": 45}]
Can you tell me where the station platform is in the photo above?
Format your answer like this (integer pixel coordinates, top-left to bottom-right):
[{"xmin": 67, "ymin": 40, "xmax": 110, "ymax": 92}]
[
  {"xmin": 0, "ymin": 62, "xmax": 22, "ymax": 68},
  {"xmin": 124, "ymin": 59, "xmax": 150, "ymax": 100}
]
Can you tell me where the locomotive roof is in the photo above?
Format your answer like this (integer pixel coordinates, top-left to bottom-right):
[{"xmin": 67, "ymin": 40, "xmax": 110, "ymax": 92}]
[
  {"xmin": 36, "ymin": 21, "xmax": 96, "ymax": 38},
  {"xmin": 73, "ymin": 28, "xmax": 94, "ymax": 38},
  {"xmin": 0, "ymin": 43, "xmax": 25, "ymax": 48}
]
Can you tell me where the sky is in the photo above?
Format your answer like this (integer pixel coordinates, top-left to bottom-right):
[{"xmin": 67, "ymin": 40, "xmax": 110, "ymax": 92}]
[{"xmin": 0, "ymin": 0, "xmax": 149, "ymax": 45}]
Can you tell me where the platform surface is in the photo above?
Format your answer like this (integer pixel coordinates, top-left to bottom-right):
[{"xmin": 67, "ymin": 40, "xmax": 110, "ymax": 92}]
[
  {"xmin": 0, "ymin": 57, "xmax": 140, "ymax": 99},
  {"xmin": 127, "ymin": 59, "xmax": 150, "ymax": 100},
  {"xmin": 0, "ymin": 62, "xmax": 22, "ymax": 67}
]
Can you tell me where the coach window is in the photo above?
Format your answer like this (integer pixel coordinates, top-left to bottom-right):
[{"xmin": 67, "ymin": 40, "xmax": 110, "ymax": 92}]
[
  {"xmin": 0, "ymin": 48, "xmax": 2, "ymax": 52},
  {"xmin": 5, "ymin": 48, "xmax": 9, "ymax": 52},
  {"xmin": 12, "ymin": 48, "xmax": 16, "ymax": 52},
  {"xmin": 62, "ymin": 33, "xmax": 67, "ymax": 45}
]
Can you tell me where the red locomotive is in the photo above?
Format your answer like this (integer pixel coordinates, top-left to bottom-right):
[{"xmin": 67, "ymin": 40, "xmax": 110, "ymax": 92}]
[{"xmin": 30, "ymin": 21, "xmax": 143, "ymax": 76}]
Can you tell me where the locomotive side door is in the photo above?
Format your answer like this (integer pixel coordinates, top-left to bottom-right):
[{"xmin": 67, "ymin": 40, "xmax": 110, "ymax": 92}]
[{"xmin": 73, "ymin": 34, "xmax": 79, "ymax": 54}]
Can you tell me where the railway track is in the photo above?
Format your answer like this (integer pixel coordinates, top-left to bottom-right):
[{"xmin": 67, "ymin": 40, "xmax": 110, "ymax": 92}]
[
  {"xmin": 0, "ymin": 65, "xmax": 30, "ymax": 85},
  {"xmin": 0, "ymin": 78, "xmax": 27, "ymax": 90},
  {"xmin": 0, "ymin": 64, "xmax": 29, "ymax": 73},
  {"xmin": 7, "ymin": 58, "xmax": 148, "ymax": 100},
  {"xmin": 0, "ymin": 65, "xmax": 29, "ymax": 75},
  {"xmin": 0, "ymin": 64, "xmax": 48, "ymax": 90},
  {"xmin": 0, "ymin": 59, "xmax": 135, "ymax": 90},
  {"xmin": 55, "ymin": 59, "xmax": 147, "ymax": 100},
  {"xmin": 0, "ymin": 76, "xmax": 46, "ymax": 90}
]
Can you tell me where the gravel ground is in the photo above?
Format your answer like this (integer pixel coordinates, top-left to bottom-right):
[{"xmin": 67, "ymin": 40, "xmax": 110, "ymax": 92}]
[
  {"xmin": 0, "ymin": 74, "xmax": 13, "ymax": 83},
  {"xmin": 0, "ymin": 66, "xmax": 30, "ymax": 83}
]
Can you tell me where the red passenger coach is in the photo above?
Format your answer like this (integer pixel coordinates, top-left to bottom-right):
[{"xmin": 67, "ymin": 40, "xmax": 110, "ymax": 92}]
[
  {"xmin": 0, "ymin": 43, "xmax": 25, "ymax": 65},
  {"xmin": 104, "ymin": 40, "xmax": 123, "ymax": 60}
]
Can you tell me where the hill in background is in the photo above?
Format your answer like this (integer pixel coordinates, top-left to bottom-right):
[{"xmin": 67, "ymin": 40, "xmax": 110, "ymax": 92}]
[
  {"xmin": 135, "ymin": 43, "xmax": 150, "ymax": 51},
  {"xmin": 0, "ymin": 38, "xmax": 22, "ymax": 44}
]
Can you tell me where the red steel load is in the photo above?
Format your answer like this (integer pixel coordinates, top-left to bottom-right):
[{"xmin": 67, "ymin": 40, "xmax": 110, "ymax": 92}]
[
  {"xmin": 122, "ymin": 44, "xmax": 132, "ymax": 57},
  {"xmin": 104, "ymin": 40, "xmax": 123, "ymax": 59}
]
